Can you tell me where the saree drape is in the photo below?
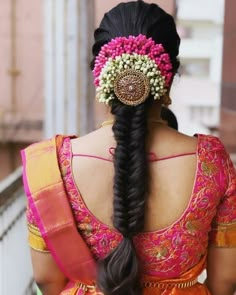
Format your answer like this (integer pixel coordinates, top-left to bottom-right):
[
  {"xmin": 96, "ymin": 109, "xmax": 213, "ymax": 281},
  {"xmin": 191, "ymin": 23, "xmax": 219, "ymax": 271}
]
[{"xmin": 22, "ymin": 135, "xmax": 216, "ymax": 294}]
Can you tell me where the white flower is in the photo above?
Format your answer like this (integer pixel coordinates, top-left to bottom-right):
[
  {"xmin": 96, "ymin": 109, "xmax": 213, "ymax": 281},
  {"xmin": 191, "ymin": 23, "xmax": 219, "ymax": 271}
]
[{"xmin": 96, "ymin": 53, "xmax": 167, "ymax": 105}]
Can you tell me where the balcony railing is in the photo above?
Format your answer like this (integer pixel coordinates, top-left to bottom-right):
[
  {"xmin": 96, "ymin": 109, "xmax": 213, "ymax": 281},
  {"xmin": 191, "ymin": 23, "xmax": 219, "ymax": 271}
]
[{"xmin": 0, "ymin": 168, "xmax": 35, "ymax": 295}]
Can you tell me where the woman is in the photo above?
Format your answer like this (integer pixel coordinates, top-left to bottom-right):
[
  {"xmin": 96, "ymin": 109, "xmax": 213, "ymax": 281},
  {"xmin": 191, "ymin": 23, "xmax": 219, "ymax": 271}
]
[{"xmin": 22, "ymin": 2, "xmax": 236, "ymax": 295}]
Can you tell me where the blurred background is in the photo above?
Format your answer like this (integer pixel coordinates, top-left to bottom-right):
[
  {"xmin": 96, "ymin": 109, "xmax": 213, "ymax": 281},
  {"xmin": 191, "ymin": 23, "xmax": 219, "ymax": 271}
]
[{"xmin": 0, "ymin": 0, "xmax": 235, "ymax": 294}]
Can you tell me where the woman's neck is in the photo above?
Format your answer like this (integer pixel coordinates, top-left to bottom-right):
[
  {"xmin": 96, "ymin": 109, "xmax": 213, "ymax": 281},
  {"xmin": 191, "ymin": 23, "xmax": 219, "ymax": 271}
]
[{"xmin": 104, "ymin": 101, "xmax": 162, "ymax": 122}]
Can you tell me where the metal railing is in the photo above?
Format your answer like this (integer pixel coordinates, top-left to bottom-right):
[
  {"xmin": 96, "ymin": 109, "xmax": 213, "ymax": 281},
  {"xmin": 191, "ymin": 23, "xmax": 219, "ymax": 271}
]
[{"xmin": 0, "ymin": 168, "xmax": 35, "ymax": 295}]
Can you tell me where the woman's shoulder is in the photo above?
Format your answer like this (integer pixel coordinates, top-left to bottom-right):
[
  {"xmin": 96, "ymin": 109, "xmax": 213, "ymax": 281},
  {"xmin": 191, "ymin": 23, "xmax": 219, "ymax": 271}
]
[
  {"xmin": 21, "ymin": 135, "xmax": 75, "ymax": 183},
  {"xmin": 173, "ymin": 132, "xmax": 225, "ymax": 150},
  {"xmin": 71, "ymin": 127, "xmax": 115, "ymax": 155},
  {"xmin": 153, "ymin": 130, "xmax": 228, "ymax": 160},
  {"xmin": 196, "ymin": 133, "xmax": 228, "ymax": 152},
  {"xmin": 22, "ymin": 134, "xmax": 76, "ymax": 155},
  {"xmin": 195, "ymin": 134, "xmax": 233, "ymax": 173}
]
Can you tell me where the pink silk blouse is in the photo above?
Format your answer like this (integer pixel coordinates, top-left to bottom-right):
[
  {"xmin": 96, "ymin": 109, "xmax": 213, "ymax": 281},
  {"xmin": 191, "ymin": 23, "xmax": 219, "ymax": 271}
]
[{"xmin": 27, "ymin": 134, "xmax": 236, "ymax": 278}]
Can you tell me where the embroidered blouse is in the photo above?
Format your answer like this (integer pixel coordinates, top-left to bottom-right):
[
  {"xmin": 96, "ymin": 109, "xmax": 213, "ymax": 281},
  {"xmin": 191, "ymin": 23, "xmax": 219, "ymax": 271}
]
[{"xmin": 27, "ymin": 134, "xmax": 236, "ymax": 278}]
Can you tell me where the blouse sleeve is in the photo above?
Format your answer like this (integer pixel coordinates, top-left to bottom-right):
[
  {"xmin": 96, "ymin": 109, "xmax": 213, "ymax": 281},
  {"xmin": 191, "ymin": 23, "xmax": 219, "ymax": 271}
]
[
  {"xmin": 26, "ymin": 203, "xmax": 49, "ymax": 252},
  {"xmin": 209, "ymin": 151, "xmax": 236, "ymax": 247}
]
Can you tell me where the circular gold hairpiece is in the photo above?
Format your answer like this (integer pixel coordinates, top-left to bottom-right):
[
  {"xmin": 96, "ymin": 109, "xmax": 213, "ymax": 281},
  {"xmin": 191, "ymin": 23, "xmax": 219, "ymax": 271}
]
[{"xmin": 114, "ymin": 69, "xmax": 150, "ymax": 106}]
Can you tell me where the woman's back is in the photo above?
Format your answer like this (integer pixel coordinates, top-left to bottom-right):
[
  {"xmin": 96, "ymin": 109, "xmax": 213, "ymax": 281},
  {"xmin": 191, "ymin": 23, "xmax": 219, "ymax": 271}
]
[
  {"xmin": 65, "ymin": 126, "xmax": 229, "ymax": 278},
  {"xmin": 71, "ymin": 125, "xmax": 198, "ymax": 232}
]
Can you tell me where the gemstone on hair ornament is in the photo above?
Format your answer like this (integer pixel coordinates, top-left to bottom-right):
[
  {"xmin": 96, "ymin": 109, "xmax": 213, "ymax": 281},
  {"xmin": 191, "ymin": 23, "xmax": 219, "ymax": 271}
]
[{"xmin": 114, "ymin": 69, "xmax": 150, "ymax": 106}]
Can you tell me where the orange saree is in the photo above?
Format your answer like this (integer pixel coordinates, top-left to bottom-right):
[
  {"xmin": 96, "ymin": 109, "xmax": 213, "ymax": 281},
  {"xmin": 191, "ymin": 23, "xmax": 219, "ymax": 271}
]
[
  {"xmin": 22, "ymin": 135, "xmax": 211, "ymax": 295},
  {"xmin": 60, "ymin": 254, "xmax": 209, "ymax": 294}
]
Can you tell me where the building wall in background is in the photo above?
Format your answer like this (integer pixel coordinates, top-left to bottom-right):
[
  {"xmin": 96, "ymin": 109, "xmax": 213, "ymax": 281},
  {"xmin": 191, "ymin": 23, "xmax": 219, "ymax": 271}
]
[
  {"xmin": 44, "ymin": 0, "xmax": 95, "ymax": 138},
  {"xmin": 0, "ymin": 0, "xmax": 44, "ymax": 180},
  {"xmin": 0, "ymin": 142, "xmax": 26, "ymax": 179},
  {"xmin": 0, "ymin": 0, "xmax": 96, "ymax": 180},
  {"xmin": 0, "ymin": 0, "xmax": 43, "ymax": 143},
  {"xmin": 171, "ymin": 0, "xmax": 224, "ymax": 136},
  {"xmin": 220, "ymin": 0, "xmax": 236, "ymax": 153}
]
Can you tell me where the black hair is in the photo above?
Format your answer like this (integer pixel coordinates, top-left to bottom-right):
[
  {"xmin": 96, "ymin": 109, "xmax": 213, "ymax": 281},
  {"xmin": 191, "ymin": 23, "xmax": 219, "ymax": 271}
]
[
  {"xmin": 161, "ymin": 107, "xmax": 178, "ymax": 130},
  {"xmin": 92, "ymin": 2, "xmax": 180, "ymax": 294}
]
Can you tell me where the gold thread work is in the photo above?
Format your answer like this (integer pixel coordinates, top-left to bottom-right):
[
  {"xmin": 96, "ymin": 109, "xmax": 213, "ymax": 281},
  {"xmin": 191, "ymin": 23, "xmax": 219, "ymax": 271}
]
[
  {"xmin": 114, "ymin": 69, "xmax": 150, "ymax": 106},
  {"xmin": 142, "ymin": 278, "xmax": 198, "ymax": 289},
  {"xmin": 75, "ymin": 278, "xmax": 198, "ymax": 293}
]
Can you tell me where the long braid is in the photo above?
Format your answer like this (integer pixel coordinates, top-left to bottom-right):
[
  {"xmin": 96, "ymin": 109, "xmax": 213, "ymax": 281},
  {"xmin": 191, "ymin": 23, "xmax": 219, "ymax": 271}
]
[
  {"xmin": 127, "ymin": 103, "xmax": 148, "ymax": 236},
  {"xmin": 97, "ymin": 101, "xmax": 149, "ymax": 295},
  {"xmin": 92, "ymin": 2, "xmax": 180, "ymax": 294},
  {"xmin": 112, "ymin": 103, "xmax": 133, "ymax": 237}
]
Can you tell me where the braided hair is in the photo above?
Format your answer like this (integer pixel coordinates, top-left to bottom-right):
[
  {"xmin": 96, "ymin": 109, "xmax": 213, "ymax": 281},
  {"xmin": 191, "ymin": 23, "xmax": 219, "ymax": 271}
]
[{"xmin": 91, "ymin": 2, "xmax": 180, "ymax": 294}]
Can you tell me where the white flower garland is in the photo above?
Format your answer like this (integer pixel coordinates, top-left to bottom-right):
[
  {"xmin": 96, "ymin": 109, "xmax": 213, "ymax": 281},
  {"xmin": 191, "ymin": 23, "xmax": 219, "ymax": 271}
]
[{"xmin": 96, "ymin": 53, "xmax": 167, "ymax": 105}]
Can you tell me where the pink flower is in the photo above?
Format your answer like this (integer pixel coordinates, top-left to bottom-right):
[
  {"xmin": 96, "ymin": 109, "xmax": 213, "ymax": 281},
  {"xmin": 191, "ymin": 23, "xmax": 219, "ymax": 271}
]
[{"xmin": 93, "ymin": 34, "xmax": 173, "ymax": 87}]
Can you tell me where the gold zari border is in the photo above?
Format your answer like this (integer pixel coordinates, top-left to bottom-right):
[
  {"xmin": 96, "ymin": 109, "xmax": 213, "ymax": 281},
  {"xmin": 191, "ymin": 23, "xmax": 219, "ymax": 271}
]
[
  {"xmin": 210, "ymin": 222, "xmax": 236, "ymax": 247},
  {"xmin": 28, "ymin": 223, "xmax": 49, "ymax": 252}
]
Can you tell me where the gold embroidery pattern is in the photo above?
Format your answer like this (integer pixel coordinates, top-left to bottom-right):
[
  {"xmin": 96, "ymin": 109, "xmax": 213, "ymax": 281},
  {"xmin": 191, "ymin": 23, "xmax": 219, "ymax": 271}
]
[{"xmin": 114, "ymin": 69, "xmax": 150, "ymax": 106}]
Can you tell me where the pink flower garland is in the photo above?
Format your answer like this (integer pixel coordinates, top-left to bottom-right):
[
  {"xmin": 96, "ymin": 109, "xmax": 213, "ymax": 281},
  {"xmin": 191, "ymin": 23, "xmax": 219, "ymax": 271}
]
[{"xmin": 93, "ymin": 34, "xmax": 173, "ymax": 87}]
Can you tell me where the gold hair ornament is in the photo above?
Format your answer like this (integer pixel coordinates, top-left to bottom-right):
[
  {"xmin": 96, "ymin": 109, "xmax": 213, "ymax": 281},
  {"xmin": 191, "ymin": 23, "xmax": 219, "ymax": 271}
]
[
  {"xmin": 94, "ymin": 35, "xmax": 174, "ymax": 107},
  {"xmin": 114, "ymin": 69, "xmax": 150, "ymax": 106}
]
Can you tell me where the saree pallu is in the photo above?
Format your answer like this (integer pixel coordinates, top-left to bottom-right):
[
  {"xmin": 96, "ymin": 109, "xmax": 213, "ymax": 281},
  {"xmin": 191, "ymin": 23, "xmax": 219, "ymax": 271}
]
[
  {"xmin": 22, "ymin": 136, "xmax": 211, "ymax": 295},
  {"xmin": 22, "ymin": 136, "xmax": 97, "ymax": 284}
]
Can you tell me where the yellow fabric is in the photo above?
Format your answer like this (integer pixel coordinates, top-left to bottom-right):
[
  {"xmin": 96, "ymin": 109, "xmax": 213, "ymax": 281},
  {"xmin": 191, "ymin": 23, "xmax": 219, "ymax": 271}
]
[
  {"xmin": 24, "ymin": 135, "xmax": 97, "ymax": 284},
  {"xmin": 24, "ymin": 138, "xmax": 63, "ymax": 194},
  {"xmin": 24, "ymin": 137, "xmax": 65, "ymax": 252},
  {"xmin": 209, "ymin": 222, "xmax": 236, "ymax": 247},
  {"xmin": 28, "ymin": 223, "xmax": 49, "ymax": 252}
]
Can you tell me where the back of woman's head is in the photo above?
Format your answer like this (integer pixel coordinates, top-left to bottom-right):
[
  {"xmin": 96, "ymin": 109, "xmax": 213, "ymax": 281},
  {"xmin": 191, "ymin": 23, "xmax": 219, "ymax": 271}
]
[
  {"xmin": 92, "ymin": 2, "xmax": 180, "ymax": 295},
  {"xmin": 92, "ymin": 1, "xmax": 180, "ymax": 72}
]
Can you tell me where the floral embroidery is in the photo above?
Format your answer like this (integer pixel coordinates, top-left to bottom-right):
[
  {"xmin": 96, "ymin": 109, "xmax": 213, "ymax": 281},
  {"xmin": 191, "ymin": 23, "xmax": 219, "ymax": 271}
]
[
  {"xmin": 201, "ymin": 161, "xmax": 218, "ymax": 176},
  {"xmin": 56, "ymin": 135, "xmax": 236, "ymax": 278},
  {"xmin": 27, "ymin": 134, "xmax": 236, "ymax": 278}
]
